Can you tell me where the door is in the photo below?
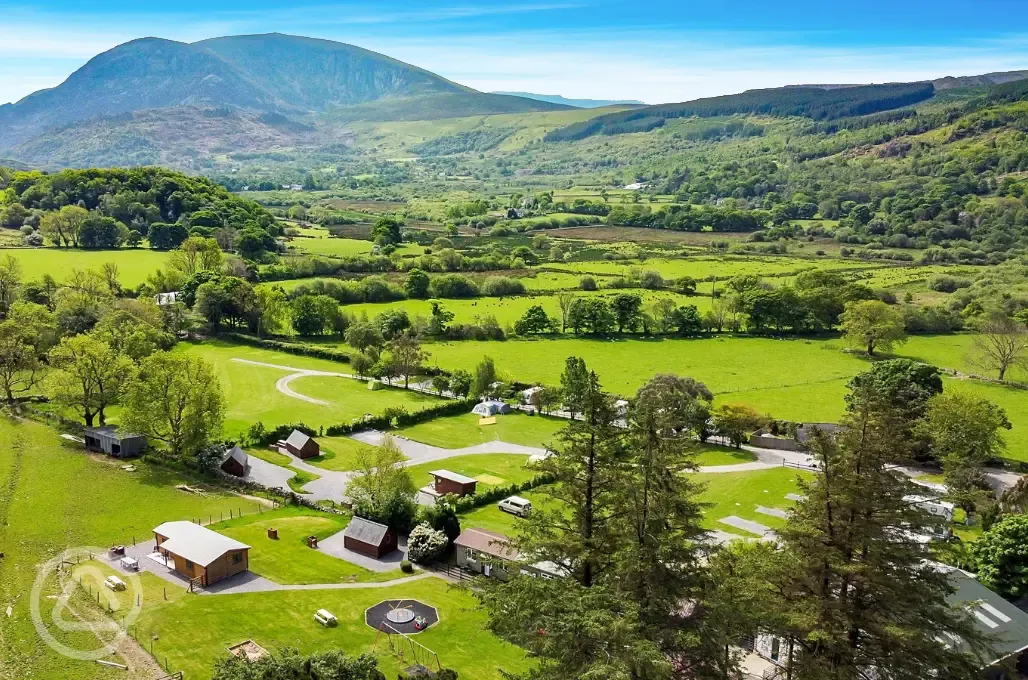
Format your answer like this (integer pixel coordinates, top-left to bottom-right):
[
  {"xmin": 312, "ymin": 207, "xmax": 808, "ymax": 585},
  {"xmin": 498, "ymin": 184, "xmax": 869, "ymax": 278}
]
[{"xmin": 483, "ymin": 564, "xmax": 492, "ymax": 577}]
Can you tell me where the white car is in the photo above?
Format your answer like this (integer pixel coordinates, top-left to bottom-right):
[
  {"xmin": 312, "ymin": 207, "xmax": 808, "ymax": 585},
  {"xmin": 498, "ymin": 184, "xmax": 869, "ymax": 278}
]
[
  {"xmin": 104, "ymin": 575, "xmax": 126, "ymax": 591},
  {"xmin": 498, "ymin": 496, "xmax": 532, "ymax": 517}
]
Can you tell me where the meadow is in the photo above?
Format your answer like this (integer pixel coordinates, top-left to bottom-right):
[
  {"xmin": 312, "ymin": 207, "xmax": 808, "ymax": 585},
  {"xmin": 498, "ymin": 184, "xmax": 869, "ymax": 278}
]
[
  {"xmin": 541, "ymin": 255, "xmax": 880, "ymax": 281},
  {"xmin": 396, "ymin": 412, "xmax": 566, "ymax": 449},
  {"xmin": 1, "ymin": 247, "xmax": 170, "ymax": 286}
]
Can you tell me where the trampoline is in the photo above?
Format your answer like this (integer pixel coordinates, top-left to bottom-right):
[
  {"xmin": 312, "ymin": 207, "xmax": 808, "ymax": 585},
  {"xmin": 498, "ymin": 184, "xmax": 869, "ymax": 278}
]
[{"xmin": 365, "ymin": 599, "xmax": 439, "ymax": 634}]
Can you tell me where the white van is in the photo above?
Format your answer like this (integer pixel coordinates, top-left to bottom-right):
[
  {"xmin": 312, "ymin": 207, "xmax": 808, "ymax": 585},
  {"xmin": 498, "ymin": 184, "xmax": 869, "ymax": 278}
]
[{"xmin": 498, "ymin": 496, "xmax": 532, "ymax": 517}]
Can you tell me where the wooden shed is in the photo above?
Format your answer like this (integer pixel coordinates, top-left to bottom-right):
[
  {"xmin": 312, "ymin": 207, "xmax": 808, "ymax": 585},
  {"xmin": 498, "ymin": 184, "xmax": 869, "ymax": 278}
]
[
  {"xmin": 343, "ymin": 517, "xmax": 397, "ymax": 559},
  {"xmin": 431, "ymin": 469, "xmax": 478, "ymax": 497},
  {"xmin": 220, "ymin": 445, "xmax": 249, "ymax": 478},
  {"xmin": 153, "ymin": 521, "xmax": 250, "ymax": 587},
  {"xmin": 83, "ymin": 426, "xmax": 146, "ymax": 458},
  {"xmin": 285, "ymin": 430, "xmax": 320, "ymax": 459}
]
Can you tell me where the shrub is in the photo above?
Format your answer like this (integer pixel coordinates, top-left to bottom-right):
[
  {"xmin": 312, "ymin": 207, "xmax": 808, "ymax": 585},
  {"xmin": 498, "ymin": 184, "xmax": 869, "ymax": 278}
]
[
  {"xmin": 400, "ymin": 559, "xmax": 413, "ymax": 574},
  {"xmin": 927, "ymin": 275, "xmax": 971, "ymax": 293},
  {"xmin": 580, "ymin": 275, "xmax": 598, "ymax": 291},
  {"xmin": 640, "ymin": 270, "xmax": 664, "ymax": 289},
  {"xmin": 481, "ymin": 276, "xmax": 526, "ymax": 297},
  {"xmin": 407, "ymin": 523, "xmax": 448, "ymax": 563}
]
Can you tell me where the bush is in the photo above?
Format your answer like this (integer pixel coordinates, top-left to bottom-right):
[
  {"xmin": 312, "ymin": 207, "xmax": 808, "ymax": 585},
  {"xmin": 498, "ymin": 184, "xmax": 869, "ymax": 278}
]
[
  {"xmin": 481, "ymin": 276, "xmax": 526, "ymax": 297},
  {"xmin": 927, "ymin": 275, "xmax": 971, "ymax": 293},
  {"xmin": 640, "ymin": 270, "xmax": 664, "ymax": 289},
  {"xmin": 407, "ymin": 523, "xmax": 448, "ymax": 563},
  {"xmin": 580, "ymin": 275, "xmax": 598, "ymax": 291},
  {"xmin": 430, "ymin": 274, "xmax": 480, "ymax": 299},
  {"xmin": 400, "ymin": 559, "xmax": 413, "ymax": 574}
]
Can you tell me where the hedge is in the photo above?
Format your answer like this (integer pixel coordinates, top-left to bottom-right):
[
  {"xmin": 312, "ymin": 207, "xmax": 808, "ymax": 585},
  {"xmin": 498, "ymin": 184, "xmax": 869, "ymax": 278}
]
[
  {"xmin": 323, "ymin": 398, "xmax": 478, "ymax": 436},
  {"xmin": 221, "ymin": 333, "xmax": 351, "ymax": 363}
]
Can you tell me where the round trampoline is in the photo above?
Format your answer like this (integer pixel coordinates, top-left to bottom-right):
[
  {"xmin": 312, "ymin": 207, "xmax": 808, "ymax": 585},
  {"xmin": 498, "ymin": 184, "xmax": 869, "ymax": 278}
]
[{"xmin": 366, "ymin": 599, "xmax": 439, "ymax": 634}]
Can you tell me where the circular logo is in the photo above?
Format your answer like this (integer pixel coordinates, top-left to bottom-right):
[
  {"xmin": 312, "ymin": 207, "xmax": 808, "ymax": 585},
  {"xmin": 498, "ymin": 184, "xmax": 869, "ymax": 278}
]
[{"xmin": 30, "ymin": 547, "xmax": 145, "ymax": 661}]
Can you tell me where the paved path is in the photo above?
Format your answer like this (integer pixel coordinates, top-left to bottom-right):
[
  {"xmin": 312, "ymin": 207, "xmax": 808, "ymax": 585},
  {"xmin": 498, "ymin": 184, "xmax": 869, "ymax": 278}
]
[
  {"xmin": 354, "ymin": 430, "xmax": 548, "ymax": 465},
  {"xmin": 232, "ymin": 358, "xmax": 352, "ymax": 405}
]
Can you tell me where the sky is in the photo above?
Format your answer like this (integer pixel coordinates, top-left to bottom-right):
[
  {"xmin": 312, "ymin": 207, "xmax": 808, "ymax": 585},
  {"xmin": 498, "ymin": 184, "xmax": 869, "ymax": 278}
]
[{"xmin": 2, "ymin": 0, "xmax": 1028, "ymax": 106}]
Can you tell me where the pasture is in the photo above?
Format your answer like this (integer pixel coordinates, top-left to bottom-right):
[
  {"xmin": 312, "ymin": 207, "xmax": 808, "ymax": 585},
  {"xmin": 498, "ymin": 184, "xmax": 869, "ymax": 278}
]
[
  {"xmin": 0, "ymin": 417, "xmax": 254, "ymax": 680},
  {"xmin": 541, "ymin": 255, "xmax": 878, "ymax": 281},
  {"xmin": 174, "ymin": 341, "xmax": 444, "ymax": 434},
  {"xmin": 1, "ymin": 247, "xmax": 169, "ymax": 286},
  {"xmin": 396, "ymin": 412, "xmax": 566, "ymax": 449}
]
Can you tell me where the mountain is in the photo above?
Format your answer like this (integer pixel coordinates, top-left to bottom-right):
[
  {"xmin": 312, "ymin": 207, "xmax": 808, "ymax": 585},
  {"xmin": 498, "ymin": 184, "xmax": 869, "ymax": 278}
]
[
  {"xmin": 0, "ymin": 33, "xmax": 568, "ymax": 159},
  {"xmin": 932, "ymin": 70, "xmax": 1028, "ymax": 90},
  {"xmin": 491, "ymin": 92, "xmax": 645, "ymax": 108}
]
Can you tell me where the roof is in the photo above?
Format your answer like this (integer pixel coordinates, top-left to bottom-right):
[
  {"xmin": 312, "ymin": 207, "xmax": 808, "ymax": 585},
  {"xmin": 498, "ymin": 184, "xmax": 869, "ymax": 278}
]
[
  {"xmin": 455, "ymin": 528, "xmax": 519, "ymax": 561},
  {"xmin": 84, "ymin": 425, "xmax": 144, "ymax": 440},
  {"xmin": 430, "ymin": 469, "xmax": 477, "ymax": 485},
  {"xmin": 223, "ymin": 445, "xmax": 248, "ymax": 466},
  {"xmin": 504, "ymin": 496, "xmax": 531, "ymax": 504},
  {"xmin": 285, "ymin": 429, "xmax": 313, "ymax": 449},
  {"xmin": 153, "ymin": 521, "xmax": 250, "ymax": 567},
  {"xmin": 945, "ymin": 569, "xmax": 1028, "ymax": 665},
  {"xmin": 343, "ymin": 516, "xmax": 392, "ymax": 546}
]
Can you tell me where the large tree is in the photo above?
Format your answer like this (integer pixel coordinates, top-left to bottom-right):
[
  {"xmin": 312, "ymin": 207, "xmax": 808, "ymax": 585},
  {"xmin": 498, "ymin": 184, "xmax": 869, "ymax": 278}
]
[
  {"xmin": 347, "ymin": 437, "xmax": 417, "ymax": 532},
  {"xmin": 169, "ymin": 236, "xmax": 224, "ymax": 278},
  {"xmin": 839, "ymin": 299, "xmax": 906, "ymax": 356},
  {"xmin": 39, "ymin": 205, "xmax": 87, "ymax": 247},
  {"xmin": 846, "ymin": 359, "xmax": 942, "ymax": 459},
  {"xmin": 46, "ymin": 335, "xmax": 133, "ymax": 426},
  {"xmin": 0, "ymin": 254, "xmax": 22, "ymax": 318},
  {"xmin": 121, "ymin": 352, "xmax": 224, "ymax": 457},
  {"xmin": 766, "ymin": 375, "xmax": 989, "ymax": 679},
  {"xmin": 969, "ymin": 313, "xmax": 1028, "ymax": 380},
  {"xmin": 387, "ymin": 331, "xmax": 428, "ymax": 389}
]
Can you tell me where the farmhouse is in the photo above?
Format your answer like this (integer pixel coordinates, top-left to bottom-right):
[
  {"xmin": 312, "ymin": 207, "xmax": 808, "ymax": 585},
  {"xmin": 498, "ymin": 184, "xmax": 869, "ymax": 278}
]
[
  {"xmin": 83, "ymin": 426, "xmax": 146, "ymax": 458},
  {"xmin": 430, "ymin": 469, "xmax": 478, "ymax": 497},
  {"xmin": 343, "ymin": 517, "xmax": 397, "ymax": 558},
  {"xmin": 283, "ymin": 430, "xmax": 320, "ymax": 459},
  {"xmin": 153, "ymin": 521, "xmax": 250, "ymax": 586},
  {"xmin": 220, "ymin": 445, "xmax": 250, "ymax": 477}
]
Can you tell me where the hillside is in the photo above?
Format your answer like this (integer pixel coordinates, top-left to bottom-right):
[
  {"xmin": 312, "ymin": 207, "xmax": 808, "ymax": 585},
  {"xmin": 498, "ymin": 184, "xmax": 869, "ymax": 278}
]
[
  {"xmin": 492, "ymin": 92, "xmax": 645, "ymax": 108},
  {"xmin": 0, "ymin": 33, "xmax": 567, "ymax": 166}
]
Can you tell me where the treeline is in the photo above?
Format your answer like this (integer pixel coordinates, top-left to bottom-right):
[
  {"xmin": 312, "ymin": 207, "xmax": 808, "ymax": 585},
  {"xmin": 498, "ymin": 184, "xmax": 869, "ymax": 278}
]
[
  {"xmin": 544, "ymin": 82, "xmax": 936, "ymax": 141},
  {"xmin": 411, "ymin": 127, "xmax": 515, "ymax": 156},
  {"xmin": 606, "ymin": 203, "xmax": 768, "ymax": 232}
]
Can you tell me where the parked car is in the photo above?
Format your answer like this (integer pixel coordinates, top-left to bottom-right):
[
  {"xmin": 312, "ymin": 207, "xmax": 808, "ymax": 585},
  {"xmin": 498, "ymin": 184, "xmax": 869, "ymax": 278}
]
[
  {"xmin": 498, "ymin": 496, "xmax": 532, "ymax": 517},
  {"xmin": 104, "ymin": 575, "xmax": 126, "ymax": 591}
]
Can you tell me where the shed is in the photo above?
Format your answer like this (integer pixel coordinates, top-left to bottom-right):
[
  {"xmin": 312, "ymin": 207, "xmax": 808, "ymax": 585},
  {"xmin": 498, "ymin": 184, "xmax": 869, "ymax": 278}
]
[
  {"xmin": 284, "ymin": 430, "xmax": 320, "ymax": 459},
  {"xmin": 83, "ymin": 426, "xmax": 146, "ymax": 458},
  {"xmin": 343, "ymin": 517, "xmax": 397, "ymax": 559},
  {"xmin": 153, "ymin": 521, "xmax": 250, "ymax": 586},
  {"xmin": 472, "ymin": 401, "xmax": 510, "ymax": 417},
  {"xmin": 220, "ymin": 445, "xmax": 250, "ymax": 478},
  {"xmin": 431, "ymin": 469, "xmax": 478, "ymax": 497}
]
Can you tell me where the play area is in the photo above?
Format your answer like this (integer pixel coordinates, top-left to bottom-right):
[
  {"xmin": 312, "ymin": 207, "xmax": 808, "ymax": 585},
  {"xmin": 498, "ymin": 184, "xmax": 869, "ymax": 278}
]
[{"xmin": 366, "ymin": 599, "xmax": 439, "ymax": 635}]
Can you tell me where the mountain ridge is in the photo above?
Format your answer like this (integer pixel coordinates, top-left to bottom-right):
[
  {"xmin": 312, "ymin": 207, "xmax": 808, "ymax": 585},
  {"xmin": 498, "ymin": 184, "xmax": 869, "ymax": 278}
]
[{"xmin": 491, "ymin": 92, "xmax": 643, "ymax": 108}]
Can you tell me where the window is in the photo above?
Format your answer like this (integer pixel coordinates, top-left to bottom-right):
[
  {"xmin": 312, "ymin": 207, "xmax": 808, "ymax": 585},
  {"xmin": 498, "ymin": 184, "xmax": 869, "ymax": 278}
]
[
  {"xmin": 232, "ymin": 553, "xmax": 242, "ymax": 564},
  {"xmin": 465, "ymin": 548, "xmax": 478, "ymax": 561},
  {"xmin": 185, "ymin": 560, "xmax": 194, "ymax": 570}
]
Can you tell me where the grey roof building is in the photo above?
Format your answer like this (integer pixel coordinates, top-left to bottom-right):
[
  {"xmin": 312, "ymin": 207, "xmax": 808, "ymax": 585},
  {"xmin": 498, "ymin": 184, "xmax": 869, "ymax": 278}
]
[
  {"xmin": 83, "ymin": 426, "xmax": 146, "ymax": 458},
  {"xmin": 343, "ymin": 517, "xmax": 397, "ymax": 559}
]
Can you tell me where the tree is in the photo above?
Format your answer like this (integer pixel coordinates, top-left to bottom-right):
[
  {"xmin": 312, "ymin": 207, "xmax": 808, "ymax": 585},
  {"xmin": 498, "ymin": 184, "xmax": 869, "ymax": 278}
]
[
  {"xmin": 148, "ymin": 223, "xmax": 190, "ymax": 250},
  {"xmin": 922, "ymin": 392, "xmax": 1010, "ymax": 517},
  {"xmin": 371, "ymin": 217, "xmax": 403, "ymax": 246},
  {"xmin": 555, "ymin": 291, "xmax": 575, "ymax": 333},
  {"xmin": 388, "ymin": 332, "xmax": 428, "ymax": 389},
  {"xmin": 211, "ymin": 648, "xmax": 385, "ymax": 680},
  {"xmin": 969, "ymin": 313, "xmax": 1028, "ymax": 380},
  {"xmin": 839, "ymin": 299, "xmax": 906, "ymax": 356},
  {"xmin": 847, "ymin": 359, "xmax": 942, "ymax": 459},
  {"xmin": 0, "ymin": 304, "xmax": 51, "ymax": 402},
  {"xmin": 253, "ymin": 286, "xmax": 289, "ymax": 336},
  {"xmin": 345, "ymin": 320, "xmax": 384, "ymax": 353},
  {"xmin": 673, "ymin": 304, "xmax": 703, "ymax": 336},
  {"xmin": 39, "ymin": 205, "xmax": 87, "ymax": 247},
  {"xmin": 431, "ymin": 374, "xmax": 449, "ymax": 395},
  {"xmin": 169, "ymin": 236, "xmax": 224, "ymax": 277},
  {"xmin": 711, "ymin": 403, "xmax": 766, "ymax": 447},
  {"xmin": 567, "ymin": 297, "xmax": 615, "ymax": 335},
  {"xmin": 514, "ymin": 305, "xmax": 555, "ymax": 335},
  {"xmin": 291, "ymin": 294, "xmax": 329, "ymax": 336},
  {"xmin": 404, "ymin": 268, "xmax": 430, "ymax": 299},
  {"xmin": 650, "ymin": 298, "xmax": 677, "ymax": 334},
  {"xmin": 121, "ymin": 352, "xmax": 224, "ymax": 458},
  {"xmin": 46, "ymin": 335, "xmax": 134, "ymax": 427},
  {"xmin": 407, "ymin": 523, "xmax": 448, "ymax": 563},
  {"xmin": 0, "ymin": 254, "xmax": 22, "ymax": 318},
  {"xmin": 609, "ymin": 293, "xmax": 643, "ymax": 333},
  {"xmin": 448, "ymin": 369, "xmax": 472, "ymax": 398},
  {"xmin": 473, "ymin": 357, "xmax": 498, "ymax": 398},
  {"xmin": 351, "ymin": 351, "xmax": 376, "ymax": 379},
  {"xmin": 974, "ymin": 514, "xmax": 1028, "ymax": 599},
  {"xmin": 233, "ymin": 226, "xmax": 276, "ymax": 261},
  {"xmin": 76, "ymin": 213, "xmax": 128, "ymax": 249},
  {"xmin": 348, "ymin": 437, "xmax": 417, "ymax": 532},
  {"xmin": 91, "ymin": 301, "xmax": 173, "ymax": 361},
  {"xmin": 766, "ymin": 376, "xmax": 989, "ymax": 679}
]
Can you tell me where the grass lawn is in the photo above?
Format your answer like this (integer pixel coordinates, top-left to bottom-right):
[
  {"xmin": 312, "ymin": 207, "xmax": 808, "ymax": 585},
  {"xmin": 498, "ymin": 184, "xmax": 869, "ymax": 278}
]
[
  {"xmin": 130, "ymin": 576, "xmax": 531, "ymax": 680},
  {"xmin": 211, "ymin": 506, "xmax": 404, "ymax": 585},
  {"xmin": 287, "ymin": 467, "xmax": 321, "ymax": 494},
  {"xmin": 247, "ymin": 446, "xmax": 294, "ymax": 467},
  {"xmin": 693, "ymin": 443, "xmax": 759, "ymax": 466},
  {"xmin": 2, "ymin": 247, "xmax": 170, "ymax": 286},
  {"xmin": 0, "ymin": 417, "xmax": 255, "ymax": 680},
  {"xmin": 306, "ymin": 435, "xmax": 395, "ymax": 472},
  {"xmin": 397, "ymin": 412, "xmax": 565, "ymax": 449},
  {"xmin": 405, "ymin": 453, "xmax": 538, "ymax": 491},
  {"xmin": 695, "ymin": 467, "xmax": 812, "ymax": 536},
  {"xmin": 174, "ymin": 340, "xmax": 445, "ymax": 435},
  {"xmin": 457, "ymin": 487, "xmax": 562, "ymax": 535}
]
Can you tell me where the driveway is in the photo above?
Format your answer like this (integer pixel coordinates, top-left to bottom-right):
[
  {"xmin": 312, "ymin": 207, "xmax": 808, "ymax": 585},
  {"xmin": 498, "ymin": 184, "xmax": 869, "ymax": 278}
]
[
  {"xmin": 318, "ymin": 529, "xmax": 409, "ymax": 573},
  {"xmin": 244, "ymin": 455, "xmax": 295, "ymax": 494},
  {"xmin": 352, "ymin": 430, "xmax": 547, "ymax": 465}
]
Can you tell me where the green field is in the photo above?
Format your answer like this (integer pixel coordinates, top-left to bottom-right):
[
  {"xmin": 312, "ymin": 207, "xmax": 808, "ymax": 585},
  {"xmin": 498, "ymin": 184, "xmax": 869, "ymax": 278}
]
[
  {"xmin": 1, "ymin": 247, "xmax": 170, "ymax": 286},
  {"xmin": 305, "ymin": 435, "xmax": 392, "ymax": 471},
  {"xmin": 693, "ymin": 443, "xmax": 759, "ymax": 466},
  {"xmin": 405, "ymin": 453, "xmax": 538, "ymax": 490},
  {"xmin": 288, "ymin": 236, "xmax": 375, "ymax": 257},
  {"xmin": 175, "ymin": 341, "xmax": 444, "ymax": 434},
  {"xmin": 540, "ymin": 255, "xmax": 879, "ymax": 281},
  {"xmin": 696, "ymin": 467, "xmax": 811, "ymax": 535},
  {"xmin": 212, "ymin": 506, "xmax": 404, "ymax": 584},
  {"xmin": 0, "ymin": 417, "xmax": 255, "ymax": 679},
  {"xmin": 397, "ymin": 412, "xmax": 565, "ymax": 449},
  {"xmin": 128, "ymin": 574, "xmax": 530, "ymax": 680}
]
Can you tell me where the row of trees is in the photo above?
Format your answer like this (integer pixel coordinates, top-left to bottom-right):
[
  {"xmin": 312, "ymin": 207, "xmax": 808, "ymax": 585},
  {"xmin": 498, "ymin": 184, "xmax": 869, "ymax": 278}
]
[{"xmin": 477, "ymin": 357, "xmax": 997, "ymax": 680}]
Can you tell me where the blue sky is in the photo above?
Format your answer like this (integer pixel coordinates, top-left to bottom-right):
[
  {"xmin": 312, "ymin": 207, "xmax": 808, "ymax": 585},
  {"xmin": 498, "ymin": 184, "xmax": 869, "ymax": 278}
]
[{"xmin": 2, "ymin": 0, "xmax": 1028, "ymax": 105}]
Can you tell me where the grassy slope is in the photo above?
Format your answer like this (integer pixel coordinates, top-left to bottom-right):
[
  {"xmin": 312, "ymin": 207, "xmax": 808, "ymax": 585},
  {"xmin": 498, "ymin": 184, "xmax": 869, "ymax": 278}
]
[
  {"xmin": 396, "ymin": 412, "xmax": 566, "ymax": 449},
  {"xmin": 0, "ymin": 417, "xmax": 252, "ymax": 680}
]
